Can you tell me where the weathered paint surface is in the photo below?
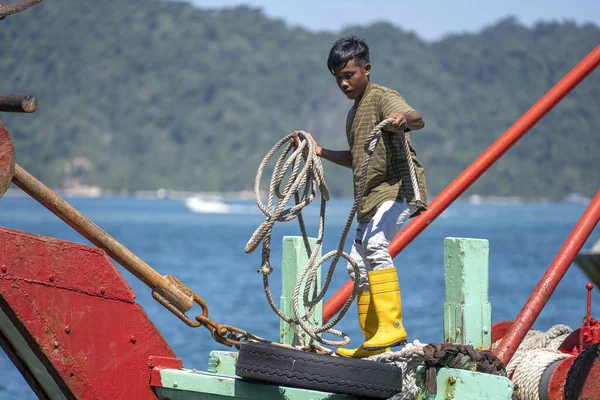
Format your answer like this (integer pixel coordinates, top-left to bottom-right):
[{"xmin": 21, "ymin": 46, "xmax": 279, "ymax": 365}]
[
  {"xmin": 207, "ymin": 351, "xmax": 238, "ymax": 377},
  {"xmin": 443, "ymin": 237, "xmax": 491, "ymax": 348},
  {"xmin": 544, "ymin": 357, "xmax": 574, "ymax": 400},
  {"xmin": 0, "ymin": 0, "xmax": 42, "ymax": 20},
  {"xmin": 280, "ymin": 236, "xmax": 321, "ymax": 345},
  {"xmin": 0, "ymin": 227, "xmax": 179, "ymax": 399},
  {"xmin": 153, "ymin": 368, "xmax": 350, "ymax": 400},
  {"xmin": 0, "ymin": 305, "xmax": 68, "ymax": 399},
  {"xmin": 433, "ymin": 368, "xmax": 513, "ymax": 400},
  {"xmin": 0, "ymin": 121, "xmax": 15, "ymax": 197}
]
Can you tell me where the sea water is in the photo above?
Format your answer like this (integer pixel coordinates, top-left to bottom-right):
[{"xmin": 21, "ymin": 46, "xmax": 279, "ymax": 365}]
[{"xmin": 0, "ymin": 195, "xmax": 597, "ymax": 399}]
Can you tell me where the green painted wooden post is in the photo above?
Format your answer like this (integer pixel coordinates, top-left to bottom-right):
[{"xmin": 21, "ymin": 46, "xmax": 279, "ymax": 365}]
[
  {"xmin": 280, "ymin": 236, "xmax": 321, "ymax": 345},
  {"xmin": 443, "ymin": 237, "xmax": 492, "ymax": 348}
]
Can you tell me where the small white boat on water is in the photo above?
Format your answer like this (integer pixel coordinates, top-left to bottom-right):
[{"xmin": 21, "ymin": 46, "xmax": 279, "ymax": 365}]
[{"xmin": 185, "ymin": 196, "xmax": 232, "ymax": 214}]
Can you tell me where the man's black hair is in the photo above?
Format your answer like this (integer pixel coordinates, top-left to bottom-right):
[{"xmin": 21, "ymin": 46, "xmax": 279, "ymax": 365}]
[{"xmin": 327, "ymin": 36, "xmax": 370, "ymax": 75}]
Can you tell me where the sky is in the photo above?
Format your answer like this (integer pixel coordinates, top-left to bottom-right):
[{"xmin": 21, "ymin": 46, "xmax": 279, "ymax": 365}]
[{"xmin": 176, "ymin": 0, "xmax": 600, "ymax": 41}]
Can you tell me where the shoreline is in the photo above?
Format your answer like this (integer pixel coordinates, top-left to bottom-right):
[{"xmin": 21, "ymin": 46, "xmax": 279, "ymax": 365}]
[{"xmin": 3, "ymin": 186, "xmax": 592, "ymax": 205}]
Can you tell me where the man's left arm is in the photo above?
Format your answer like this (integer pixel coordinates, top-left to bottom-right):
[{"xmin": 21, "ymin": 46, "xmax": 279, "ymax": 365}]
[
  {"xmin": 379, "ymin": 90, "xmax": 424, "ymax": 132},
  {"xmin": 387, "ymin": 110, "xmax": 424, "ymax": 132}
]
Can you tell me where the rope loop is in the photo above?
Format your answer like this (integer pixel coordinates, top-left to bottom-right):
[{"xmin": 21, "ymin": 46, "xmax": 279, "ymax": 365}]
[{"xmin": 257, "ymin": 262, "xmax": 273, "ymax": 276}]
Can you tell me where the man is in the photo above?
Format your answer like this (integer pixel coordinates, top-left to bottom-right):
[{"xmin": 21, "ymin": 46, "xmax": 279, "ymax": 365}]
[{"xmin": 298, "ymin": 36, "xmax": 428, "ymax": 358}]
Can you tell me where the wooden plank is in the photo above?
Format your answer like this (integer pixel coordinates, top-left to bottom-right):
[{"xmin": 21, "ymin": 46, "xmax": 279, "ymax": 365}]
[{"xmin": 443, "ymin": 237, "xmax": 491, "ymax": 348}]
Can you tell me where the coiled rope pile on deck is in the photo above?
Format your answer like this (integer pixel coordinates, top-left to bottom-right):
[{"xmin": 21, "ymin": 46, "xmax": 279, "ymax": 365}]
[
  {"xmin": 365, "ymin": 324, "xmax": 574, "ymax": 400},
  {"xmin": 245, "ymin": 119, "xmax": 422, "ymax": 348},
  {"xmin": 493, "ymin": 324, "xmax": 573, "ymax": 400}
]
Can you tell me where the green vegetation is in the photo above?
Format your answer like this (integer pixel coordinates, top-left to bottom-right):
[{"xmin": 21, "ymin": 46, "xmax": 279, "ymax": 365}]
[{"xmin": 1, "ymin": 0, "xmax": 598, "ymax": 199}]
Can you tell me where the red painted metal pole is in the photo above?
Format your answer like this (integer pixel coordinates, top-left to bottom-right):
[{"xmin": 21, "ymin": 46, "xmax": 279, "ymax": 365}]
[
  {"xmin": 495, "ymin": 190, "xmax": 600, "ymax": 366},
  {"xmin": 323, "ymin": 44, "xmax": 600, "ymax": 323}
]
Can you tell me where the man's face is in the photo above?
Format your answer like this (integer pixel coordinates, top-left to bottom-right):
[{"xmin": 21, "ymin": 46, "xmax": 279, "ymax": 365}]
[{"xmin": 333, "ymin": 59, "xmax": 371, "ymax": 100}]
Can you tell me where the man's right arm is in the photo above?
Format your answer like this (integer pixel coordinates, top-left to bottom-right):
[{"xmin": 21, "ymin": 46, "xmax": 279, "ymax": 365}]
[{"xmin": 317, "ymin": 147, "xmax": 352, "ymax": 169}]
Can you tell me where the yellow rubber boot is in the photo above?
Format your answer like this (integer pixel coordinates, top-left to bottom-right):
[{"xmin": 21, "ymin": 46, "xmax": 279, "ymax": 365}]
[
  {"xmin": 362, "ymin": 268, "xmax": 407, "ymax": 351},
  {"xmin": 335, "ymin": 291, "xmax": 390, "ymax": 358}
]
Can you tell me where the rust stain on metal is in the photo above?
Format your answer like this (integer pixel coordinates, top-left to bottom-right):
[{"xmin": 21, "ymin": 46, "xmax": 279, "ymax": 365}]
[
  {"xmin": 546, "ymin": 357, "xmax": 573, "ymax": 399},
  {"xmin": 147, "ymin": 356, "xmax": 183, "ymax": 370},
  {"xmin": 445, "ymin": 375, "xmax": 456, "ymax": 399},
  {"xmin": 0, "ymin": 121, "xmax": 15, "ymax": 198}
]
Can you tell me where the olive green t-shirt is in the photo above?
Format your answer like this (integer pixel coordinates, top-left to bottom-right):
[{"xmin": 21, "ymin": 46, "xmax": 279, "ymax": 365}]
[{"xmin": 346, "ymin": 83, "xmax": 428, "ymax": 222}]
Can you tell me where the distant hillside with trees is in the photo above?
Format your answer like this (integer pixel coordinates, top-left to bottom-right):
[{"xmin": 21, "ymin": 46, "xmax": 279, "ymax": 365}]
[{"xmin": 1, "ymin": 0, "xmax": 599, "ymax": 199}]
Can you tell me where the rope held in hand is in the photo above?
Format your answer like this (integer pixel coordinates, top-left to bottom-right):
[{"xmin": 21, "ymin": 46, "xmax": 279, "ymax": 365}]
[{"xmin": 245, "ymin": 118, "xmax": 422, "ymax": 347}]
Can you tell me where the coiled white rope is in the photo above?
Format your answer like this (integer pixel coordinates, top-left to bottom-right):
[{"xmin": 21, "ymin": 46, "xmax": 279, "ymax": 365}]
[
  {"xmin": 364, "ymin": 325, "xmax": 574, "ymax": 400},
  {"xmin": 245, "ymin": 130, "xmax": 355, "ymax": 347},
  {"xmin": 511, "ymin": 349, "xmax": 570, "ymax": 400},
  {"xmin": 369, "ymin": 340, "xmax": 428, "ymax": 400},
  {"xmin": 497, "ymin": 324, "xmax": 573, "ymax": 400},
  {"xmin": 245, "ymin": 119, "xmax": 422, "ymax": 347}
]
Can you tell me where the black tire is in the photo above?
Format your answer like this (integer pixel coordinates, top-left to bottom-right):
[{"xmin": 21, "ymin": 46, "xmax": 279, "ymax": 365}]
[{"xmin": 235, "ymin": 342, "xmax": 402, "ymax": 399}]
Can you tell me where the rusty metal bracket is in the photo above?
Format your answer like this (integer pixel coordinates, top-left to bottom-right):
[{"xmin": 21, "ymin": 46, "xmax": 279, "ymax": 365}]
[
  {"xmin": 152, "ymin": 275, "xmax": 264, "ymax": 348},
  {"xmin": 195, "ymin": 316, "xmax": 257, "ymax": 348},
  {"xmin": 0, "ymin": 122, "xmax": 15, "ymax": 197},
  {"xmin": 0, "ymin": 95, "xmax": 38, "ymax": 113},
  {"xmin": 152, "ymin": 274, "xmax": 208, "ymax": 328},
  {"xmin": 0, "ymin": 0, "xmax": 42, "ymax": 20}
]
